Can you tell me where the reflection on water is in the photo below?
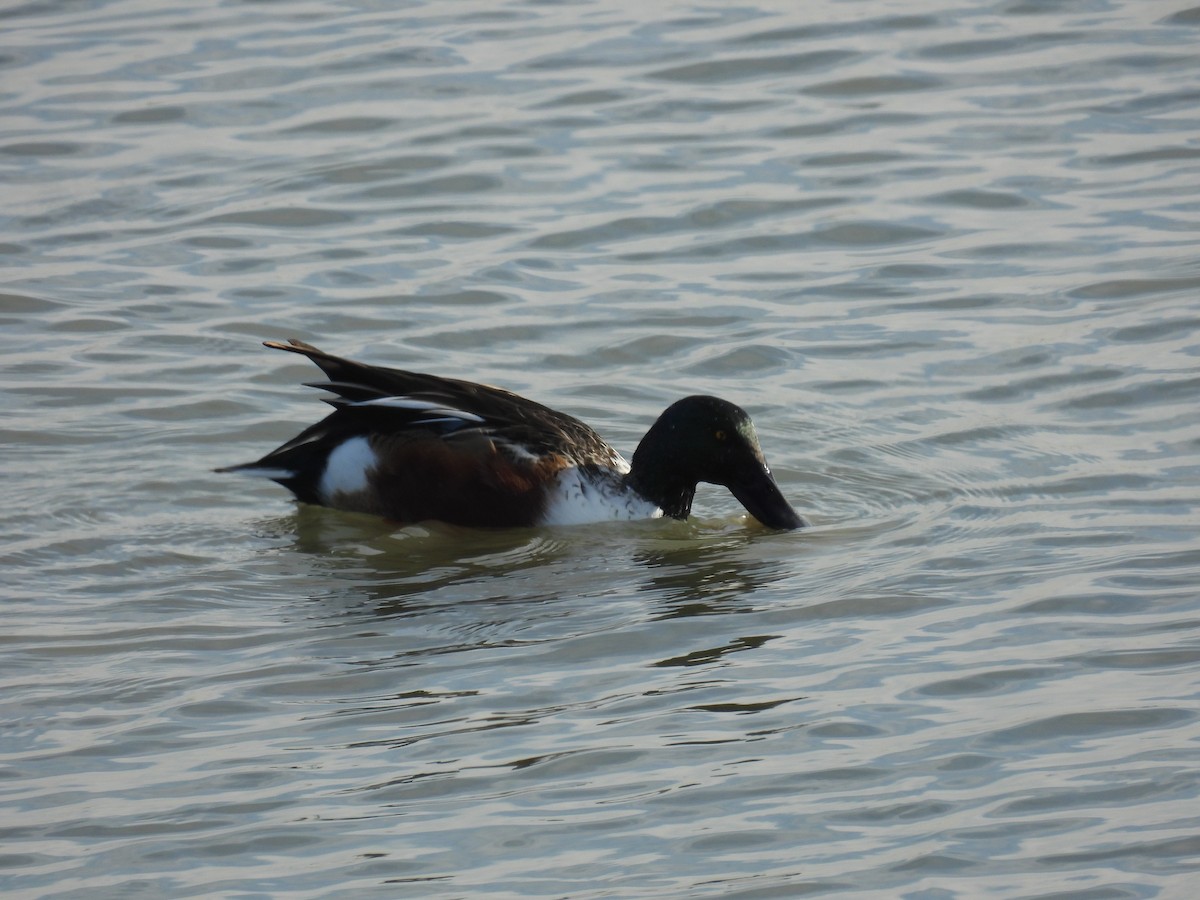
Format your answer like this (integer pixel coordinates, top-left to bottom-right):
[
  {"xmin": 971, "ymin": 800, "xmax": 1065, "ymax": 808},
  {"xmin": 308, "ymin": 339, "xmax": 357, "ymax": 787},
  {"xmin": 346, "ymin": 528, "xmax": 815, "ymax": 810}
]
[
  {"xmin": 284, "ymin": 504, "xmax": 803, "ymax": 627},
  {"xmin": 4, "ymin": 0, "xmax": 1200, "ymax": 897}
]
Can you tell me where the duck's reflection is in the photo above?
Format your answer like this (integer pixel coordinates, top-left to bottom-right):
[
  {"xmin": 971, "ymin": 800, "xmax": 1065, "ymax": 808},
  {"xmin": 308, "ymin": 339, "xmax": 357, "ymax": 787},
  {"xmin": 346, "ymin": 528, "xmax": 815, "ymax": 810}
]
[{"xmin": 263, "ymin": 504, "xmax": 807, "ymax": 636}]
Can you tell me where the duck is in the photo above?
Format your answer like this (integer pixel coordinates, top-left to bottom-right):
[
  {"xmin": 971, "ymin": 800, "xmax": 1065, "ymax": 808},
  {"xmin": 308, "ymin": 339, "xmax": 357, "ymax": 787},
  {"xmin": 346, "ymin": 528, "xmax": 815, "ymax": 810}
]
[{"xmin": 218, "ymin": 339, "xmax": 808, "ymax": 530}]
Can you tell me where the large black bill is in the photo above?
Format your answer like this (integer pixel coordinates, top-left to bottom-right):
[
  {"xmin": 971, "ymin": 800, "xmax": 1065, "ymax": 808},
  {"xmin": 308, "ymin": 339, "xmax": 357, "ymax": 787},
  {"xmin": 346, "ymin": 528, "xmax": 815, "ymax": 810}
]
[{"xmin": 729, "ymin": 467, "xmax": 808, "ymax": 530}]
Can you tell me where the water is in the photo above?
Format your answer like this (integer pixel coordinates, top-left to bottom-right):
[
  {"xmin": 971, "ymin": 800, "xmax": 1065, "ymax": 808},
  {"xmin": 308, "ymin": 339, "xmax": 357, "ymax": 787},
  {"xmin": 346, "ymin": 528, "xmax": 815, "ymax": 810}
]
[{"xmin": 3, "ymin": 0, "xmax": 1200, "ymax": 896}]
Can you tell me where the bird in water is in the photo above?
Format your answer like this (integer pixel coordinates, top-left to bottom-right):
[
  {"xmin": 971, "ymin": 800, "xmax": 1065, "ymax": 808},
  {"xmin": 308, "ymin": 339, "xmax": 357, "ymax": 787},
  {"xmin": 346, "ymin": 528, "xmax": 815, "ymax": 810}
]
[{"xmin": 219, "ymin": 339, "xmax": 808, "ymax": 530}]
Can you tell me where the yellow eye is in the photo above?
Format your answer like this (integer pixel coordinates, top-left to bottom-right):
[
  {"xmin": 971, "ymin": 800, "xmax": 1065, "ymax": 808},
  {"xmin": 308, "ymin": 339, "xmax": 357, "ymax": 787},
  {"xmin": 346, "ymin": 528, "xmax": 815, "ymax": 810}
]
[{"xmin": 714, "ymin": 429, "xmax": 727, "ymax": 441}]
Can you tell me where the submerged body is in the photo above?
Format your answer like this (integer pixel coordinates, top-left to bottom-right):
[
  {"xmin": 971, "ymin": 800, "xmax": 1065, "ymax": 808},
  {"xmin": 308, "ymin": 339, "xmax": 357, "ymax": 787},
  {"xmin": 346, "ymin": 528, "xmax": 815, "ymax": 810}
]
[{"xmin": 220, "ymin": 339, "xmax": 807, "ymax": 530}]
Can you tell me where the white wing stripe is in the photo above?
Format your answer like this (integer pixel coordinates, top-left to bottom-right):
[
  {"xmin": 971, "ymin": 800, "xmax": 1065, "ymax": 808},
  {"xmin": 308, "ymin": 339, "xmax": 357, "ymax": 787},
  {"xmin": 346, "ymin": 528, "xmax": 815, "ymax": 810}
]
[{"xmin": 348, "ymin": 397, "xmax": 485, "ymax": 422}]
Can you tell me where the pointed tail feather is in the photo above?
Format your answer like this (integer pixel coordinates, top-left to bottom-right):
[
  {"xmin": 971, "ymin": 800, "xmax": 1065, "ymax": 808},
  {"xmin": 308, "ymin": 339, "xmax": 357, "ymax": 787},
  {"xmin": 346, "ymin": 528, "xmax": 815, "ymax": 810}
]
[{"xmin": 214, "ymin": 462, "xmax": 296, "ymax": 480}]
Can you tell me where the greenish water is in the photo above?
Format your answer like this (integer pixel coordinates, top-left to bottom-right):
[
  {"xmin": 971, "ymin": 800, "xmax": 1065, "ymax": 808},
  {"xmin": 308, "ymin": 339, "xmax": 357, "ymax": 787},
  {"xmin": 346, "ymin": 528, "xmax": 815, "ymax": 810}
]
[{"xmin": 4, "ymin": 1, "xmax": 1200, "ymax": 897}]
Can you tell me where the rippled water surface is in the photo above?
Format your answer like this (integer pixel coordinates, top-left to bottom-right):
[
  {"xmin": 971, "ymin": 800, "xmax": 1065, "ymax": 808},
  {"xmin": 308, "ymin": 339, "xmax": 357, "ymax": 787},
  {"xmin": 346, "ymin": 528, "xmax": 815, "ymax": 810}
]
[{"xmin": 4, "ymin": 0, "xmax": 1200, "ymax": 897}]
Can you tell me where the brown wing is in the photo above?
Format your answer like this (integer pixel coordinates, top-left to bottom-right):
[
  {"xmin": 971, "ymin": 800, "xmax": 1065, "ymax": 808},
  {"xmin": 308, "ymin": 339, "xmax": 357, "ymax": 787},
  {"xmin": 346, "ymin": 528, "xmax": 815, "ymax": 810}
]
[{"xmin": 263, "ymin": 339, "xmax": 621, "ymax": 465}]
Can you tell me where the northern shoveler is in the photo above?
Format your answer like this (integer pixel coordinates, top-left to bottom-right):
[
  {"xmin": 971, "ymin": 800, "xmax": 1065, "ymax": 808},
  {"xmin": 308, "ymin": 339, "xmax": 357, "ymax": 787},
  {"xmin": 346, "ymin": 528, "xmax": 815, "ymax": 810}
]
[{"xmin": 219, "ymin": 339, "xmax": 808, "ymax": 530}]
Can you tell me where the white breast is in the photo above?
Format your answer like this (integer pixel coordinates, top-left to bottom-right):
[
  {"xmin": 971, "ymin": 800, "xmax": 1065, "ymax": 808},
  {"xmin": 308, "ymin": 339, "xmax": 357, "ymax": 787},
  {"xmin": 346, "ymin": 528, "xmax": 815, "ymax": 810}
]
[{"xmin": 541, "ymin": 467, "xmax": 662, "ymax": 526}]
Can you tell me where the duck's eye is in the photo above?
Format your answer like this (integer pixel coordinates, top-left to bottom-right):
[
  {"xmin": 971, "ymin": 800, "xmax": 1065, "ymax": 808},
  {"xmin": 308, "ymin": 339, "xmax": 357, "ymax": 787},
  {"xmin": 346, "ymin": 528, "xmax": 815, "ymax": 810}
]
[{"xmin": 714, "ymin": 429, "xmax": 727, "ymax": 441}]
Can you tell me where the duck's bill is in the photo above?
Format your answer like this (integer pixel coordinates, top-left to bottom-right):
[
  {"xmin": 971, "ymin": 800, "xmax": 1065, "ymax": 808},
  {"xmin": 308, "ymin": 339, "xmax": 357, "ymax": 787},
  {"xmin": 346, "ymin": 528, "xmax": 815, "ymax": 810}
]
[{"xmin": 730, "ymin": 468, "xmax": 809, "ymax": 530}]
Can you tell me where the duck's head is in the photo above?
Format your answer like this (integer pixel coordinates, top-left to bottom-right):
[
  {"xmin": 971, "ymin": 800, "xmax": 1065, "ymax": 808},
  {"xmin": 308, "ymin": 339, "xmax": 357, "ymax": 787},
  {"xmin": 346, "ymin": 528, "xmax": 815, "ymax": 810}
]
[{"xmin": 630, "ymin": 395, "xmax": 808, "ymax": 530}]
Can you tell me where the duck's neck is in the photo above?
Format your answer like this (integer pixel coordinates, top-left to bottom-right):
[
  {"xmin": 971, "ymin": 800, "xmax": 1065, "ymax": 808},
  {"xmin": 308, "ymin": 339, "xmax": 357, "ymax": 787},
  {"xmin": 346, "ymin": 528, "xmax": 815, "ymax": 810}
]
[{"xmin": 627, "ymin": 435, "xmax": 696, "ymax": 520}]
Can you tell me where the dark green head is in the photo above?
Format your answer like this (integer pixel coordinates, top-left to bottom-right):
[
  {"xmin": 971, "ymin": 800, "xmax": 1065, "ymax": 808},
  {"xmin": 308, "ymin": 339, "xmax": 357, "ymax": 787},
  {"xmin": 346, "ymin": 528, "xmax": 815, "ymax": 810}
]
[{"xmin": 629, "ymin": 395, "xmax": 808, "ymax": 530}]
